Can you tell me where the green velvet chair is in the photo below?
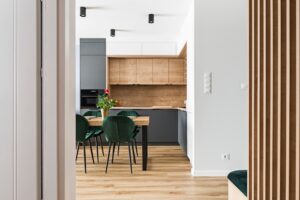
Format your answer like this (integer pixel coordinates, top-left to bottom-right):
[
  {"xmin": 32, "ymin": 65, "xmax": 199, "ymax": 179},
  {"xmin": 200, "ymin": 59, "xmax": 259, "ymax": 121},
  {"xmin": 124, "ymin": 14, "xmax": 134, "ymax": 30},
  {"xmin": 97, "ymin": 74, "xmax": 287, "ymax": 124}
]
[
  {"xmin": 76, "ymin": 114, "xmax": 96, "ymax": 173},
  {"xmin": 117, "ymin": 110, "xmax": 140, "ymax": 156},
  {"xmin": 83, "ymin": 110, "xmax": 105, "ymax": 163},
  {"xmin": 102, "ymin": 116, "xmax": 136, "ymax": 173}
]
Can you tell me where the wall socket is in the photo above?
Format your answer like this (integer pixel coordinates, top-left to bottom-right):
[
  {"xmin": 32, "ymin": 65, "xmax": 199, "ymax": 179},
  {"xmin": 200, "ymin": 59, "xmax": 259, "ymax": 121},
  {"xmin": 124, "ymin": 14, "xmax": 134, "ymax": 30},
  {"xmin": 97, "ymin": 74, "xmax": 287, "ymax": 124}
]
[{"xmin": 221, "ymin": 153, "xmax": 231, "ymax": 161}]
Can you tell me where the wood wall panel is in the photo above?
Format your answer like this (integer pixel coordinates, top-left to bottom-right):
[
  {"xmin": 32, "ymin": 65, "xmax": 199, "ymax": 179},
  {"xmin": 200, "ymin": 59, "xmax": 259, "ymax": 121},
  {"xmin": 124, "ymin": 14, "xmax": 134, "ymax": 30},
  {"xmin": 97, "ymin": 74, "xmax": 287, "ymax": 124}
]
[
  {"xmin": 249, "ymin": 0, "xmax": 300, "ymax": 199},
  {"xmin": 110, "ymin": 85, "xmax": 186, "ymax": 107}
]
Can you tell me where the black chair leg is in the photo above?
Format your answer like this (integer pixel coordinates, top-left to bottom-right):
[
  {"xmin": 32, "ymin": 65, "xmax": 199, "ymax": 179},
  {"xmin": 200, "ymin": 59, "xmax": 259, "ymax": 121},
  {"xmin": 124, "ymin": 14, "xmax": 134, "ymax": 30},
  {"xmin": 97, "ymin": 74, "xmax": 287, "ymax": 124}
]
[
  {"xmin": 112, "ymin": 142, "xmax": 116, "ymax": 164},
  {"xmin": 88, "ymin": 139, "xmax": 95, "ymax": 164},
  {"xmin": 134, "ymin": 138, "xmax": 138, "ymax": 157},
  {"xmin": 99, "ymin": 135, "xmax": 104, "ymax": 156},
  {"xmin": 95, "ymin": 137, "xmax": 99, "ymax": 164},
  {"xmin": 117, "ymin": 142, "xmax": 120, "ymax": 156},
  {"xmin": 128, "ymin": 143, "xmax": 133, "ymax": 174},
  {"xmin": 76, "ymin": 142, "xmax": 80, "ymax": 161},
  {"xmin": 131, "ymin": 141, "xmax": 136, "ymax": 164},
  {"xmin": 105, "ymin": 143, "xmax": 112, "ymax": 173},
  {"xmin": 83, "ymin": 142, "xmax": 87, "ymax": 173}
]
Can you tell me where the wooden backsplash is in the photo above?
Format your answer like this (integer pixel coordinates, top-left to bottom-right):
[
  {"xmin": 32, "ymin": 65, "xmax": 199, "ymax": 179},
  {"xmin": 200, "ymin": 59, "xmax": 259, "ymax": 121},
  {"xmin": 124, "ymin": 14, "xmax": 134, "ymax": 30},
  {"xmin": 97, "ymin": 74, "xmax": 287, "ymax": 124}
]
[{"xmin": 110, "ymin": 85, "xmax": 186, "ymax": 107}]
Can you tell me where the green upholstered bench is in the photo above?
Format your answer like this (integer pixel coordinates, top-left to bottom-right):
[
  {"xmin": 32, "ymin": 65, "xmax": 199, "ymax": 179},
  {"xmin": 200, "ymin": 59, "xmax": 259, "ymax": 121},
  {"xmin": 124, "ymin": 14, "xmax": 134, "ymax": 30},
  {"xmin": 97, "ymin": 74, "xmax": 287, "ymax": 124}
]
[{"xmin": 227, "ymin": 170, "xmax": 247, "ymax": 200}]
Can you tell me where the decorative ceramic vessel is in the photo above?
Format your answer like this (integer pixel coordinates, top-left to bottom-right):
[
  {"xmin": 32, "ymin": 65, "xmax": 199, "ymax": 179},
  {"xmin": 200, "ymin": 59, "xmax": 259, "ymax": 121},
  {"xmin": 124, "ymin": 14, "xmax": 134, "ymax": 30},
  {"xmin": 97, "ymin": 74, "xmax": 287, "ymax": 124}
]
[{"xmin": 101, "ymin": 109, "xmax": 109, "ymax": 120}]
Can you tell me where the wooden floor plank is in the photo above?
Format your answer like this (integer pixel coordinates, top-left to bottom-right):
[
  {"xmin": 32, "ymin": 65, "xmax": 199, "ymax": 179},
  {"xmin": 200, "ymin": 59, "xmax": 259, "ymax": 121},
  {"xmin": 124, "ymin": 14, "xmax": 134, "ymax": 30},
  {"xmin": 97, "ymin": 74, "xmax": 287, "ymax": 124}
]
[{"xmin": 76, "ymin": 146, "xmax": 228, "ymax": 200}]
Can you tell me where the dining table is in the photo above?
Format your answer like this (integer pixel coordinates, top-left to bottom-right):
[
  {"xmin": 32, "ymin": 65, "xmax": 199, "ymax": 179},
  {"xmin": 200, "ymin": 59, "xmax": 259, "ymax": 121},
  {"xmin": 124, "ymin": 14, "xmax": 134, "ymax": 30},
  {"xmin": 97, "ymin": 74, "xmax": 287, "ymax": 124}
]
[{"xmin": 88, "ymin": 116, "xmax": 150, "ymax": 171}]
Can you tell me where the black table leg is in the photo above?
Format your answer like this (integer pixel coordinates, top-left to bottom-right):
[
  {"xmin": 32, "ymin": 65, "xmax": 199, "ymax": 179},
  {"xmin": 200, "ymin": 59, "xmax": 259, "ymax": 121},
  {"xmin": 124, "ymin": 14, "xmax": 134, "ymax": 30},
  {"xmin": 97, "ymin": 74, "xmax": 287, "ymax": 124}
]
[{"xmin": 142, "ymin": 125, "xmax": 148, "ymax": 171}]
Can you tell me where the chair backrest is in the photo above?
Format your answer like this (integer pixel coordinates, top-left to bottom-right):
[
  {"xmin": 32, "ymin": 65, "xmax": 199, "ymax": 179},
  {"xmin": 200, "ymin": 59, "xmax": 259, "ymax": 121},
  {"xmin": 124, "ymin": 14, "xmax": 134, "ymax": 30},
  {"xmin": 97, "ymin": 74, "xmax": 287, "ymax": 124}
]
[
  {"xmin": 76, "ymin": 114, "xmax": 90, "ymax": 142},
  {"xmin": 117, "ymin": 110, "xmax": 140, "ymax": 117},
  {"xmin": 102, "ymin": 116, "xmax": 135, "ymax": 143},
  {"xmin": 83, "ymin": 110, "xmax": 102, "ymax": 117}
]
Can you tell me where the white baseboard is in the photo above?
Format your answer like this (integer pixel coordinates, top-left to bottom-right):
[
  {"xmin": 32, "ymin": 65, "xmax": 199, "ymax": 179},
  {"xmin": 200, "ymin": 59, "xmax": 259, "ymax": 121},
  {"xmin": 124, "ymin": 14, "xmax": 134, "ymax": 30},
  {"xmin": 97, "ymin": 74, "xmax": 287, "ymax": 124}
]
[{"xmin": 191, "ymin": 168, "xmax": 231, "ymax": 177}]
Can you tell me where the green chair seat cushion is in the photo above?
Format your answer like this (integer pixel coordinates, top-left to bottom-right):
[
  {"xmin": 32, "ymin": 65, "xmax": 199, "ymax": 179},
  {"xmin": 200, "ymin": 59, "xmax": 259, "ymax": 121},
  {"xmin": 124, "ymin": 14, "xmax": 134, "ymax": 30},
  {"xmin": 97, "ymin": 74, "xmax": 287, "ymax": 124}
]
[
  {"xmin": 90, "ymin": 126, "xmax": 103, "ymax": 136},
  {"xmin": 83, "ymin": 131, "xmax": 94, "ymax": 141},
  {"xmin": 227, "ymin": 170, "xmax": 247, "ymax": 196},
  {"xmin": 92, "ymin": 128, "xmax": 104, "ymax": 136},
  {"xmin": 83, "ymin": 110, "xmax": 103, "ymax": 137}
]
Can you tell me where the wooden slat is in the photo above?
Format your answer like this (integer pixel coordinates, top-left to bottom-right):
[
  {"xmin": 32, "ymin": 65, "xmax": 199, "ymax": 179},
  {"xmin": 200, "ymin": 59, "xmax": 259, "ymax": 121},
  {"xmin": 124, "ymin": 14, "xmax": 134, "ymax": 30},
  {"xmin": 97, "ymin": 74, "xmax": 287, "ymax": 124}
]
[
  {"xmin": 262, "ymin": 0, "xmax": 267, "ymax": 199},
  {"xmin": 265, "ymin": 0, "xmax": 271, "ymax": 199},
  {"xmin": 269, "ymin": 0, "xmax": 275, "ymax": 199},
  {"xmin": 296, "ymin": 0, "xmax": 300, "ymax": 199},
  {"xmin": 249, "ymin": 0, "xmax": 253, "ymax": 199},
  {"xmin": 280, "ymin": 1, "xmax": 288, "ymax": 199},
  {"xmin": 257, "ymin": 0, "xmax": 261, "ymax": 198},
  {"xmin": 258, "ymin": 0, "xmax": 264, "ymax": 198},
  {"xmin": 286, "ymin": 0, "xmax": 291, "ymax": 199},
  {"xmin": 277, "ymin": 0, "xmax": 282, "ymax": 199},
  {"xmin": 288, "ymin": 0, "xmax": 297, "ymax": 199},
  {"xmin": 253, "ymin": 0, "xmax": 259, "ymax": 198}
]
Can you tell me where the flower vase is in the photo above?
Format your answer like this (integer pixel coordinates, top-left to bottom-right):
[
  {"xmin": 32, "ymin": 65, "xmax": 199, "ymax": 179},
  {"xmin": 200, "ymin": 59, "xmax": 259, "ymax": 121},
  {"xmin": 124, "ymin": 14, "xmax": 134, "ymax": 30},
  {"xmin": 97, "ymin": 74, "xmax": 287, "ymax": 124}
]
[{"xmin": 101, "ymin": 109, "xmax": 109, "ymax": 120}]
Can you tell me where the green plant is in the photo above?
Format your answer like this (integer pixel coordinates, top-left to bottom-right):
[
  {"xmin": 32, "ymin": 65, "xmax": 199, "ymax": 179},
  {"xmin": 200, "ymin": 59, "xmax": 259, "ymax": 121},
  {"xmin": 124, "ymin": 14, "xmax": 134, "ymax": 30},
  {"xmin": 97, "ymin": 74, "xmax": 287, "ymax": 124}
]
[{"xmin": 96, "ymin": 89, "xmax": 117, "ymax": 110}]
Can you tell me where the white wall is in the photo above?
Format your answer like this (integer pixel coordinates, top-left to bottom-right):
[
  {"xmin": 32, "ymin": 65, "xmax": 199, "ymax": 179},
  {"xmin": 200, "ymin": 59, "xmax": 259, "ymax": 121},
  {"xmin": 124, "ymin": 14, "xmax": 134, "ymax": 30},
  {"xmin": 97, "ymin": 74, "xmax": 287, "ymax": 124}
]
[
  {"xmin": 0, "ymin": 0, "xmax": 40, "ymax": 198},
  {"xmin": 177, "ymin": 3, "xmax": 195, "ymax": 164},
  {"xmin": 192, "ymin": 0, "xmax": 248, "ymax": 176}
]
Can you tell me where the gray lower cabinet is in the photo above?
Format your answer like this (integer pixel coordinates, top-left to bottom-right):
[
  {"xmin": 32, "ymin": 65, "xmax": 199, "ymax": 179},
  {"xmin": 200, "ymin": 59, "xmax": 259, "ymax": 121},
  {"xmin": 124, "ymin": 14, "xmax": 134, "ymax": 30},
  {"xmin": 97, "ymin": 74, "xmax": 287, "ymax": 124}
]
[
  {"xmin": 178, "ymin": 110, "xmax": 187, "ymax": 155},
  {"xmin": 110, "ymin": 109, "xmax": 179, "ymax": 144}
]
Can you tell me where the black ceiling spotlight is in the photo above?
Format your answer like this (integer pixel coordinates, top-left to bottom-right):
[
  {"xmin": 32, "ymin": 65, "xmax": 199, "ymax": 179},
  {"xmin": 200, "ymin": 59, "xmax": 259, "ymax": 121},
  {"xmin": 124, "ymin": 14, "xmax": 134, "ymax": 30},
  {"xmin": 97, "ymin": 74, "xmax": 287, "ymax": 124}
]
[
  {"xmin": 110, "ymin": 29, "xmax": 116, "ymax": 37},
  {"xmin": 80, "ymin": 7, "xmax": 86, "ymax": 17},
  {"xmin": 148, "ymin": 14, "xmax": 154, "ymax": 24}
]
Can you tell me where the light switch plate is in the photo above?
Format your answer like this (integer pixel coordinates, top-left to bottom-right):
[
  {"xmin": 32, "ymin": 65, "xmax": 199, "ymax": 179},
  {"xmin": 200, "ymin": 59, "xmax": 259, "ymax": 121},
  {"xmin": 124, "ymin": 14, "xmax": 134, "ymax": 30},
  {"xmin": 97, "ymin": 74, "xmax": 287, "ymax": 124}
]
[{"xmin": 204, "ymin": 72, "xmax": 212, "ymax": 94}]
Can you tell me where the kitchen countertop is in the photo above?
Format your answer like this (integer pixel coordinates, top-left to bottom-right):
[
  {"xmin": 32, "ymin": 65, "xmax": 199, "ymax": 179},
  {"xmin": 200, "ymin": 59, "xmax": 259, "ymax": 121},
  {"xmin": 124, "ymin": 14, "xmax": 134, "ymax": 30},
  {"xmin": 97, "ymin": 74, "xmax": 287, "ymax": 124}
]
[{"xmin": 111, "ymin": 106, "xmax": 187, "ymax": 111}]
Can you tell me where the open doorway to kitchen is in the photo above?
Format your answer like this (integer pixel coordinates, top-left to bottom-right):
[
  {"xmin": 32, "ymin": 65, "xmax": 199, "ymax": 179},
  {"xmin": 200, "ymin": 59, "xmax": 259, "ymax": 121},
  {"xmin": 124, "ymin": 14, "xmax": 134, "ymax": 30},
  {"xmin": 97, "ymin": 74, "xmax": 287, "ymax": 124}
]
[{"xmin": 73, "ymin": 0, "xmax": 227, "ymax": 199}]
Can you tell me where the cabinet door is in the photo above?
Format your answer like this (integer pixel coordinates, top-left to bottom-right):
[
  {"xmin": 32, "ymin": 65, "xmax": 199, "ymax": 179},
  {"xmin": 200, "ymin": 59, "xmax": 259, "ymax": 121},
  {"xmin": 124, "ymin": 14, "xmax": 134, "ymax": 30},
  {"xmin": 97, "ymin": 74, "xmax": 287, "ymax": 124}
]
[
  {"xmin": 137, "ymin": 59, "xmax": 153, "ymax": 84},
  {"xmin": 80, "ymin": 55, "xmax": 106, "ymax": 89},
  {"xmin": 109, "ymin": 59, "xmax": 120, "ymax": 84},
  {"xmin": 119, "ymin": 58, "xmax": 137, "ymax": 84},
  {"xmin": 153, "ymin": 59, "xmax": 168, "ymax": 84},
  {"xmin": 168, "ymin": 59, "xmax": 185, "ymax": 85}
]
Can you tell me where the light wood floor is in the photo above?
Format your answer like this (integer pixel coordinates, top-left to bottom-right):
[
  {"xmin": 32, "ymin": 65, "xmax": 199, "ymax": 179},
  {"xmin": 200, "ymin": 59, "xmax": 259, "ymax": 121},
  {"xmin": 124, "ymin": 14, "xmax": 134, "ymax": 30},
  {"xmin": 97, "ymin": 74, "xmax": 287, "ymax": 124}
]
[{"xmin": 76, "ymin": 145, "xmax": 228, "ymax": 200}]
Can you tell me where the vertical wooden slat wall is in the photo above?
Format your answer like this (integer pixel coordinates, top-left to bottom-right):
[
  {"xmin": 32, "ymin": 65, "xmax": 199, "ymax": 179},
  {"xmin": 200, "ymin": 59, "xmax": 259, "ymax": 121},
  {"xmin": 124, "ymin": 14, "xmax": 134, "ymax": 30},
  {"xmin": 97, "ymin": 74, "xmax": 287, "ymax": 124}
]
[{"xmin": 249, "ymin": 0, "xmax": 300, "ymax": 199}]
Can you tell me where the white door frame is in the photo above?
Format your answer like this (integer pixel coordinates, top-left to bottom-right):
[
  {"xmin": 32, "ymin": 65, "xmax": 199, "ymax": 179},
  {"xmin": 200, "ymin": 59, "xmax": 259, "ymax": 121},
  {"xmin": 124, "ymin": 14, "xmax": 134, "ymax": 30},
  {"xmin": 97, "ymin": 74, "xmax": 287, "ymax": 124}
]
[
  {"xmin": 42, "ymin": 0, "xmax": 76, "ymax": 199},
  {"xmin": 0, "ymin": 0, "xmax": 41, "ymax": 199}
]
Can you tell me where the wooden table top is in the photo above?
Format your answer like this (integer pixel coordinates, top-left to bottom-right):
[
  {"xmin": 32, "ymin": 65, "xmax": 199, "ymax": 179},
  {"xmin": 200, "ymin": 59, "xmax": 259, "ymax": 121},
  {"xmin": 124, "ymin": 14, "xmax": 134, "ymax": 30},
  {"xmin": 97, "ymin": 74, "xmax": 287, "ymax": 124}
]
[{"xmin": 88, "ymin": 116, "xmax": 150, "ymax": 126}]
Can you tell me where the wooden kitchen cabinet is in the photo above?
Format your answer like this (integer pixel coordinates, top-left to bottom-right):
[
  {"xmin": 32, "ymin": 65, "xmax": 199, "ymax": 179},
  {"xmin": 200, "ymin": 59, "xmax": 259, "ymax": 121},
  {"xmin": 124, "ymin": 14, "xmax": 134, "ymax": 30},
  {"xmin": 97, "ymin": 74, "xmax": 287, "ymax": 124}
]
[
  {"xmin": 108, "ymin": 57, "xmax": 186, "ymax": 85},
  {"xmin": 119, "ymin": 58, "xmax": 137, "ymax": 84},
  {"xmin": 137, "ymin": 59, "xmax": 153, "ymax": 84},
  {"xmin": 168, "ymin": 59, "xmax": 186, "ymax": 85},
  {"xmin": 153, "ymin": 59, "xmax": 169, "ymax": 84},
  {"xmin": 109, "ymin": 59, "xmax": 120, "ymax": 84}
]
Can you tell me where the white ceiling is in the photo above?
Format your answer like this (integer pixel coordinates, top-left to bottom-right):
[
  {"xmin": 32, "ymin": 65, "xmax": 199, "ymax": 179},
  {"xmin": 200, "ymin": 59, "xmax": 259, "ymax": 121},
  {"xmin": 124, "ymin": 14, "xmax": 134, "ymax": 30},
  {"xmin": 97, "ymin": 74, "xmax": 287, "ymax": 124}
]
[{"xmin": 76, "ymin": 0, "xmax": 192, "ymax": 42}]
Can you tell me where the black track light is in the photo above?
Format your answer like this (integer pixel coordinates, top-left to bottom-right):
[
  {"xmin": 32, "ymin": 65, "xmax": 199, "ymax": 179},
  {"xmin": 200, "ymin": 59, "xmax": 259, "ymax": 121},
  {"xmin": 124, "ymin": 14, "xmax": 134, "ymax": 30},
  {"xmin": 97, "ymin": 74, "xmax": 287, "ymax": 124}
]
[
  {"xmin": 110, "ymin": 29, "xmax": 116, "ymax": 37},
  {"xmin": 80, "ymin": 7, "xmax": 86, "ymax": 17},
  {"xmin": 149, "ymin": 14, "xmax": 154, "ymax": 24}
]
